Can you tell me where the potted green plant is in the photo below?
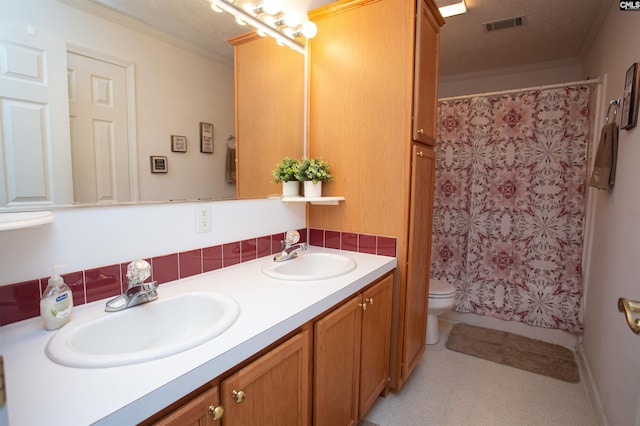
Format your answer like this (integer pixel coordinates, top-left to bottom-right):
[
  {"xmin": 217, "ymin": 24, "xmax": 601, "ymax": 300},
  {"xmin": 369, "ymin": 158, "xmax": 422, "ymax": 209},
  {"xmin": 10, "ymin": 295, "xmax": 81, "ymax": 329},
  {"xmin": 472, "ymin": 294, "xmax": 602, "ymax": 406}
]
[
  {"xmin": 272, "ymin": 157, "xmax": 301, "ymax": 196},
  {"xmin": 294, "ymin": 158, "xmax": 333, "ymax": 198}
]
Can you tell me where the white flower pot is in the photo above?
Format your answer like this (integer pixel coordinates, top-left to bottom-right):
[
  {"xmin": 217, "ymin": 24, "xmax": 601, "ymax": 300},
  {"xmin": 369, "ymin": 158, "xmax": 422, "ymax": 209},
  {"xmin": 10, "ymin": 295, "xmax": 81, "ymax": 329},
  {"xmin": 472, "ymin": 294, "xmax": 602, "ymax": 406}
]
[
  {"xmin": 304, "ymin": 181, "xmax": 322, "ymax": 198},
  {"xmin": 282, "ymin": 181, "xmax": 300, "ymax": 196}
]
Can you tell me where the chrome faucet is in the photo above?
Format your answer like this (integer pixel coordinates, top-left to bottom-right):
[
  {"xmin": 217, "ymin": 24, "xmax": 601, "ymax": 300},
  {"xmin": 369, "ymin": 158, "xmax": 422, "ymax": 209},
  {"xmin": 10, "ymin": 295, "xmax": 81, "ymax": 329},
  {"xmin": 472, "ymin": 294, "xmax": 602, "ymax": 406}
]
[
  {"xmin": 274, "ymin": 230, "xmax": 307, "ymax": 262},
  {"xmin": 105, "ymin": 260, "xmax": 158, "ymax": 312}
]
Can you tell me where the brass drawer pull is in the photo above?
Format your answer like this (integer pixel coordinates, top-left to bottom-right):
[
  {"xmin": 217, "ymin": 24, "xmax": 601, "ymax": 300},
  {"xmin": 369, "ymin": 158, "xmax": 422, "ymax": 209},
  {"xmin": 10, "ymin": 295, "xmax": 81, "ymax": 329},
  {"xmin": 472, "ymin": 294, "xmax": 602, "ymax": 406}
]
[
  {"xmin": 617, "ymin": 297, "xmax": 640, "ymax": 335},
  {"xmin": 232, "ymin": 389, "xmax": 246, "ymax": 403},
  {"xmin": 208, "ymin": 405, "xmax": 224, "ymax": 421}
]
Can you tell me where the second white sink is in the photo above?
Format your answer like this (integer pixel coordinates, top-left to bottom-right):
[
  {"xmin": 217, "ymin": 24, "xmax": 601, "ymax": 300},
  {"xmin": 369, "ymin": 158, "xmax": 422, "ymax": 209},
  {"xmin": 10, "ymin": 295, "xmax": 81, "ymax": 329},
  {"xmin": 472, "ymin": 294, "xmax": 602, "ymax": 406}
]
[
  {"xmin": 262, "ymin": 252, "xmax": 357, "ymax": 281},
  {"xmin": 46, "ymin": 291, "xmax": 240, "ymax": 368}
]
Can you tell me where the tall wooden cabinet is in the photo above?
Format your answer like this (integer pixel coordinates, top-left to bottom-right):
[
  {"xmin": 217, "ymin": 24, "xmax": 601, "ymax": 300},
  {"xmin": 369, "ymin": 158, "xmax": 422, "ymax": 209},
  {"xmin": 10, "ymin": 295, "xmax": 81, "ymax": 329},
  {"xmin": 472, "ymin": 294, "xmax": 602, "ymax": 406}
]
[{"xmin": 308, "ymin": 0, "xmax": 443, "ymax": 390}]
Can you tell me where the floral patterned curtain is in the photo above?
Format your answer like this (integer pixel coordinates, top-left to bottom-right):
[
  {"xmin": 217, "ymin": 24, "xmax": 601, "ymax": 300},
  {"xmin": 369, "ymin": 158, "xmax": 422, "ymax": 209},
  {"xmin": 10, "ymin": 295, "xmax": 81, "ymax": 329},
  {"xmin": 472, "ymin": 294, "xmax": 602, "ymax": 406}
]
[{"xmin": 431, "ymin": 86, "xmax": 591, "ymax": 333}]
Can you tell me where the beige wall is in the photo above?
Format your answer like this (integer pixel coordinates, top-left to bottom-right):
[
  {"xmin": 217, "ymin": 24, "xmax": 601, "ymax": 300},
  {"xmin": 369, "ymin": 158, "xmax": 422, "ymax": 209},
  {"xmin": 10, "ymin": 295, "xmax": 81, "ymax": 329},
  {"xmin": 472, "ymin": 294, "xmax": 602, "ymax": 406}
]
[
  {"xmin": 438, "ymin": 59, "xmax": 582, "ymax": 99},
  {"xmin": 581, "ymin": 4, "xmax": 640, "ymax": 426}
]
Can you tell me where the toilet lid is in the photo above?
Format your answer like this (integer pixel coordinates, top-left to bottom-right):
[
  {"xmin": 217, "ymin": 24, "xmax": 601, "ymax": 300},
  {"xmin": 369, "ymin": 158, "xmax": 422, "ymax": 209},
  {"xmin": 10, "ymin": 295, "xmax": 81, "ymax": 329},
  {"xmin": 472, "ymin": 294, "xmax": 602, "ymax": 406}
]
[{"xmin": 429, "ymin": 278, "xmax": 456, "ymax": 297}]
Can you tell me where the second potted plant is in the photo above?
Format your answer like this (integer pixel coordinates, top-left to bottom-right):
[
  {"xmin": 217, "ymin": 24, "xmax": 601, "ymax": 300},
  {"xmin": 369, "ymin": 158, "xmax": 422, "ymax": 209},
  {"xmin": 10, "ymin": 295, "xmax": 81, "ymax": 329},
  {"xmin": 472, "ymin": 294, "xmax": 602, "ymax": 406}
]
[{"xmin": 295, "ymin": 158, "xmax": 333, "ymax": 198}]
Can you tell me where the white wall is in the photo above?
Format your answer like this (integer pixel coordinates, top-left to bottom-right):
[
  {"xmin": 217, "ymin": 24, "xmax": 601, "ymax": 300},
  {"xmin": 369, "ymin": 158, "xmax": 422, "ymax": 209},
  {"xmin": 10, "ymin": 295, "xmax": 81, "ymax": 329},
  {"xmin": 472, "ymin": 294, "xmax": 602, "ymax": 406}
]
[
  {"xmin": 580, "ymin": 4, "xmax": 640, "ymax": 426},
  {"xmin": 2, "ymin": 0, "xmax": 236, "ymax": 202},
  {"xmin": 439, "ymin": 59, "xmax": 583, "ymax": 99},
  {"xmin": 0, "ymin": 199, "xmax": 306, "ymax": 285}
]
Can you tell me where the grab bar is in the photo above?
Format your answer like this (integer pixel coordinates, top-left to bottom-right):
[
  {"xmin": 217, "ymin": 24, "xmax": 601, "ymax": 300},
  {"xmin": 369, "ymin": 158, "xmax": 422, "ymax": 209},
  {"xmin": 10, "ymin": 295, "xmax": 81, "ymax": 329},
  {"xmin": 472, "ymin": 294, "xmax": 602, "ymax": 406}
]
[{"xmin": 617, "ymin": 297, "xmax": 640, "ymax": 335}]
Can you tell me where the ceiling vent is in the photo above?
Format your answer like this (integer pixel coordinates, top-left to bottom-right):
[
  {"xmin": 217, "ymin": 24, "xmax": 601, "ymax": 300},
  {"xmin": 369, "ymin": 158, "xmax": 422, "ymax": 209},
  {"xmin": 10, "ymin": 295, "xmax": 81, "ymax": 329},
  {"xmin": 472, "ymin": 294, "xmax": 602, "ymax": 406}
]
[{"xmin": 483, "ymin": 16, "xmax": 525, "ymax": 32}]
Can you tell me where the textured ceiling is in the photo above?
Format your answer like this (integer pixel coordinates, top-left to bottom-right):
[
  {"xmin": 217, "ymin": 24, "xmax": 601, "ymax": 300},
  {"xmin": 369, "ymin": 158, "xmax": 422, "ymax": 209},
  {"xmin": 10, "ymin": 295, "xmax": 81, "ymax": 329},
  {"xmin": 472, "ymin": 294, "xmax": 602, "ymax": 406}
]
[
  {"xmin": 79, "ymin": 0, "xmax": 611, "ymax": 76},
  {"xmin": 437, "ymin": 0, "xmax": 611, "ymax": 76}
]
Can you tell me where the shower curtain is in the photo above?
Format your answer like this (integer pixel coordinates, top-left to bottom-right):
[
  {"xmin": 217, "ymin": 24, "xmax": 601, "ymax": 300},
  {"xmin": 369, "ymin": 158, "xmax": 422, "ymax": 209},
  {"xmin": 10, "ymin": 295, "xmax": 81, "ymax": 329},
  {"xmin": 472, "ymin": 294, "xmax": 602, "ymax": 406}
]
[{"xmin": 431, "ymin": 85, "xmax": 591, "ymax": 333}]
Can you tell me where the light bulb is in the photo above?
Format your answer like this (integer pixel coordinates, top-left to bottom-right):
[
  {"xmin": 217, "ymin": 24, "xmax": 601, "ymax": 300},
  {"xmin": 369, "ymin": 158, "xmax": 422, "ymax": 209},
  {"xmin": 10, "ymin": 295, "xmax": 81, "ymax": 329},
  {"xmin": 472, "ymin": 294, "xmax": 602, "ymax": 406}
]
[
  {"xmin": 283, "ymin": 9, "xmax": 301, "ymax": 27},
  {"xmin": 242, "ymin": 3, "xmax": 257, "ymax": 15},
  {"xmin": 263, "ymin": 0, "xmax": 281, "ymax": 14},
  {"xmin": 301, "ymin": 21, "xmax": 317, "ymax": 38}
]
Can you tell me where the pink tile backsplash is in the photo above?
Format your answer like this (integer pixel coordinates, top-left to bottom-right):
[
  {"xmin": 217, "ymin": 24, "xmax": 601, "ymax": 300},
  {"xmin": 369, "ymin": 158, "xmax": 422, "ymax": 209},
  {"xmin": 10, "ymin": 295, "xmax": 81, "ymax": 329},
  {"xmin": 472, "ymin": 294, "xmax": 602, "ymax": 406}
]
[
  {"xmin": 179, "ymin": 249, "xmax": 203, "ymax": 279},
  {"xmin": 0, "ymin": 228, "xmax": 396, "ymax": 326},
  {"xmin": 222, "ymin": 242, "xmax": 241, "ymax": 267},
  {"xmin": 85, "ymin": 264, "xmax": 121, "ymax": 304},
  {"xmin": 203, "ymin": 245, "xmax": 223, "ymax": 272},
  {"xmin": 0, "ymin": 279, "xmax": 40, "ymax": 326},
  {"xmin": 152, "ymin": 254, "xmax": 179, "ymax": 284}
]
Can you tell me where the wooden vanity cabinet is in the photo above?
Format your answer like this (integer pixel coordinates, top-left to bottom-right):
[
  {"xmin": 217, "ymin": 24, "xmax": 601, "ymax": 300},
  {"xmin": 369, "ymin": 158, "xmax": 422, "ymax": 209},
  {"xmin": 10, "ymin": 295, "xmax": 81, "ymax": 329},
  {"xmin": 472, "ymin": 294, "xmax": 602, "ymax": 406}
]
[
  {"xmin": 150, "ymin": 385, "xmax": 222, "ymax": 426},
  {"xmin": 313, "ymin": 274, "xmax": 393, "ymax": 426},
  {"xmin": 146, "ymin": 329, "xmax": 310, "ymax": 426},
  {"xmin": 221, "ymin": 329, "xmax": 311, "ymax": 425}
]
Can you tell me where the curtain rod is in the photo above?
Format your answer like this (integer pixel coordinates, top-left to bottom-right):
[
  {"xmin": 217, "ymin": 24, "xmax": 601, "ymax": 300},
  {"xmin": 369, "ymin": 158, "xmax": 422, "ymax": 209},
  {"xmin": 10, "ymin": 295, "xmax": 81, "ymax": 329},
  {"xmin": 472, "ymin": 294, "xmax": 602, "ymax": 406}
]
[{"xmin": 438, "ymin": 78, "xmax": 601, "ymax": 102}]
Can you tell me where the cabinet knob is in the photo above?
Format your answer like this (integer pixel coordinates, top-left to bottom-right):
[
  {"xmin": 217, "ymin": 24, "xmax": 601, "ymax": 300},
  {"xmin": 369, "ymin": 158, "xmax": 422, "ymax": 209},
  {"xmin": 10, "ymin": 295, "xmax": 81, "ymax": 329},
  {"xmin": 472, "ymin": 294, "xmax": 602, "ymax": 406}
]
[
  {"xmin": 365, "ymin": 297, "xmax": 374, "ymax": 305},
  {"xmin": 417, "ymin": 128, "xmax": 424, "ymax": 134},
  {"xmin": 416, "ymin": 151, "xmax": 424, "ymax": 157},
  {"xmin": 358, "ymin": 302, "xmax": 367, "ymax": 311},
  {"xmin": 232, "ymin": 389, "xmax": 246, "ymax": 404},
  {"xmin": 208, "ymin": 405, "xmax": 224, "ymax": 421}
]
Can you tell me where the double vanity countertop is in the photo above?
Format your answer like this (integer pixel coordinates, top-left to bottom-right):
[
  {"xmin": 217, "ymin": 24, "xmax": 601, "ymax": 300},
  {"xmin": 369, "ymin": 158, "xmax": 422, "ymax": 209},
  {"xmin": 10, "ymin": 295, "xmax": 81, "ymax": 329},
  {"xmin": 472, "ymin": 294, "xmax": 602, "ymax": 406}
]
[{"xmin": 2, "ymin": 247, "xmax": 396, "ymax": 426}]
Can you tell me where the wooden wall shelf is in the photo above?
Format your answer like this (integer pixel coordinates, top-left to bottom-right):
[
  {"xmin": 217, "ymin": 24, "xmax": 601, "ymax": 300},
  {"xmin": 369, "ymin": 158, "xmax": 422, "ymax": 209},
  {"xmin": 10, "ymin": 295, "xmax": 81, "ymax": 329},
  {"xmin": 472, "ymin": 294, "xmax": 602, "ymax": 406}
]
[{"xmin": 281, "ymin": 196, "xmax": 345, "ymax": 206}]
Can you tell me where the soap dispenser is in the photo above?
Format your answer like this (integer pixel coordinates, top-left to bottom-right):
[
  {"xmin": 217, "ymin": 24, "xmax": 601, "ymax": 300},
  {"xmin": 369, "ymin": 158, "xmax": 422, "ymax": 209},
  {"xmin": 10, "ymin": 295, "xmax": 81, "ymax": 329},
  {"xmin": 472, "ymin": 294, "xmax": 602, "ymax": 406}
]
[{"xmin": 40, "ymin": 264, "xmax": 74, "ymax": 330}]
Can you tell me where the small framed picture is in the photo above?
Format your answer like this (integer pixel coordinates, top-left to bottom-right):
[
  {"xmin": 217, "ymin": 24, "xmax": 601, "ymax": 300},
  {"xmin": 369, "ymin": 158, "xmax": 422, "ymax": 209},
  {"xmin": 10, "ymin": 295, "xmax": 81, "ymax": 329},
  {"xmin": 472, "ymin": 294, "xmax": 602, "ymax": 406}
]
[
  {"xmin": 150, "ymin": 156, "xmax": 168, "ymax": 173},
  {"xmin": 200, "ymin": 122, "xmax": 214, "ymax": 154},
  {"xmin": 171, "ymin": 135, "xmax": 187, "ymax": 153},
  {"xmin": 621, "ymin": 62, "xmax": 640, "ymax": 130}
]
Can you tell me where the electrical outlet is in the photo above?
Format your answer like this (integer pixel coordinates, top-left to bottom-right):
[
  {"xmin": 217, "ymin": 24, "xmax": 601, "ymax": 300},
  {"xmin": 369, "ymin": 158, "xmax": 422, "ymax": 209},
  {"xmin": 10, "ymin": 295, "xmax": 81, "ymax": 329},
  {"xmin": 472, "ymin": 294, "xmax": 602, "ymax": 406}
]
[{"xmin": 195, "ymin": 204, "xmax": 212, "ymax": 233}]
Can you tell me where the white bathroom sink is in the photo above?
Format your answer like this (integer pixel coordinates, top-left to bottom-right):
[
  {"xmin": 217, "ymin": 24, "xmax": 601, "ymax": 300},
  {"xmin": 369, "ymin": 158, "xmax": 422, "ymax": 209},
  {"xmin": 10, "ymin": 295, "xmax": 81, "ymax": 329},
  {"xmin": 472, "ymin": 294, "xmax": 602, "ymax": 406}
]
[
  {"xmin": 46, "ymin": 291, "xmax": 240, "ymax": 368},
  {"xmin": 262, "ymin": 252, "xmax": 357, "ymax": 281}
]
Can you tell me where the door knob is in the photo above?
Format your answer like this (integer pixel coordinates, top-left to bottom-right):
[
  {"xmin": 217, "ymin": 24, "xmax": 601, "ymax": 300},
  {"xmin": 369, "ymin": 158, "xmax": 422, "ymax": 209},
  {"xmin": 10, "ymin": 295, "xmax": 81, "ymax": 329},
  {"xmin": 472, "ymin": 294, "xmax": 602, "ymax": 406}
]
[
  {"xmin": 617, "ymin": 297, "xmax": 640, "ymax": 335},
  {"xmin": 232, "ymin": 389, "xmax": 246, "ymax": 403}
]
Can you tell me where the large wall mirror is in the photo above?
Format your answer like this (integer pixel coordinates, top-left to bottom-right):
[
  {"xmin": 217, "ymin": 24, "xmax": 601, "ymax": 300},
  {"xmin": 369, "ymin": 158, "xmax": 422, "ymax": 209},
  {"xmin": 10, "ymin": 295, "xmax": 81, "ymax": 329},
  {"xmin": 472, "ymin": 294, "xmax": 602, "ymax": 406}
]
[{"xmin": 0, "ymin": 0, "xmax": 305, "ymax": 210}]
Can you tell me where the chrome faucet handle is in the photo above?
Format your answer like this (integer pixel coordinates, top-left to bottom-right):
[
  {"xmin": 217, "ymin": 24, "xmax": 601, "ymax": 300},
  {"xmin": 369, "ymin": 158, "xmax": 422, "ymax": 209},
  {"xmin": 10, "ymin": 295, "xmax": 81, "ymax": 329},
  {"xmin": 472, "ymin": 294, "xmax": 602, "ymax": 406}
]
[
  {"xmin": 284, "ymin": 230, "xmax": 300, "ymax": 245},
  {"xmin": 126, "ymin": 259, "xmax": 151, "ymax": 287}
]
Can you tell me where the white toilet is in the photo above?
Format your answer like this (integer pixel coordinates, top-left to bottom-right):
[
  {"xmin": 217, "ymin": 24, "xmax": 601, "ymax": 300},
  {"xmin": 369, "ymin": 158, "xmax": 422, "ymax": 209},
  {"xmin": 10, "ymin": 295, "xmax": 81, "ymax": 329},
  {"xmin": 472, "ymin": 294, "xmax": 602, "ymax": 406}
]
[{"xmin": 426, "ymin": 278, "xmax": 456, "ymax": 344}]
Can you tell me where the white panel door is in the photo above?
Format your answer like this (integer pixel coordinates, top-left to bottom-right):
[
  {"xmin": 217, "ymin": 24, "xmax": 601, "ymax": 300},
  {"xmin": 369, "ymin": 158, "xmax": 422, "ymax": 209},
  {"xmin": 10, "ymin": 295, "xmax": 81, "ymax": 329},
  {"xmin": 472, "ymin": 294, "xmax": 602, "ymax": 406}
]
[
  {"xmin": 67, "ymin": 51, "xmax": 131, "ymax": 204},
  {"xmin": 0, "ymin": 20, "xmax": 73, "ymax": 207}
]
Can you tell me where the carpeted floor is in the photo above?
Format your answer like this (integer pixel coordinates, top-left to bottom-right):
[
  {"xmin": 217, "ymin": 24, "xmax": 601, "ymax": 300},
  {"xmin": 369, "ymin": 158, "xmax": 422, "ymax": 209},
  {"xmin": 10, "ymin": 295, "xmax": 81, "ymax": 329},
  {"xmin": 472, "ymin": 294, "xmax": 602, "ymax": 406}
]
[{"xmin": 445, "ymin": 323, "xmax": 580, "ymax": 383}]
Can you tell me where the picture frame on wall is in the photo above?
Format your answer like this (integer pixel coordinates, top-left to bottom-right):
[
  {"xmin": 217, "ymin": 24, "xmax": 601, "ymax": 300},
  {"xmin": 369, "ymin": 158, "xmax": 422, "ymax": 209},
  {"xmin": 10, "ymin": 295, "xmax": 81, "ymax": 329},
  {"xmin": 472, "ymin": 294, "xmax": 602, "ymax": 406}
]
[
  {"xmin": 150, "ymin": 156, "xmax": 168, "ymax": 173},
  {"xmin": 621, "ymin": 62, "xmax": 639, "ymax": 130},
  {"xmin": 200, "ymin": 122, "xmax": 214, "ymax": 154},
  {"xmin": 171, "ymin": 135, "xmax": 187, "ymax": 152}
]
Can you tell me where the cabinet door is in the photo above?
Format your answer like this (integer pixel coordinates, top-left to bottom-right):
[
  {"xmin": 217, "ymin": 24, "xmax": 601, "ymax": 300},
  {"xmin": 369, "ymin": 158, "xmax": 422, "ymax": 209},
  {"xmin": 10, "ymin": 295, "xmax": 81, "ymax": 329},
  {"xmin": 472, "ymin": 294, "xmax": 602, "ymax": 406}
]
[
  {"xmin": 221, "ymin": 330, "xmax": 310, "ymax": 426},
  {"xmin": 152, "ymin": 385, "xmax": 222, "ymax": 426},
  {"xmin": 314, "ymin": 294, "xmax": 362, "ymax": 426},
  {"xmin": 412, "ymin": 0, "xmax": 442, "ymax": 144},
  {"xmin": 358, "ymin": 275, "xmax": 393, "ymax": 419},
  {"xmin": 402, "ymin": 144, "xmax": 436, "ymax": 381}
]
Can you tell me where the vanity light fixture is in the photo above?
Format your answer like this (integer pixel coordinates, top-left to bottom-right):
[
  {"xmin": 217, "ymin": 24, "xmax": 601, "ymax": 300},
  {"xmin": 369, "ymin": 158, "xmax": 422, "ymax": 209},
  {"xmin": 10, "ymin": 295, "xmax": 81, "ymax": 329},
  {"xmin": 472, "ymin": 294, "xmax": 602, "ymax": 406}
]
[
  {"xmin": 437, "ymin": 0, "xmax": 467, "ymax": 18},
  {"xmin": 209, "ymin": 0, "xmax": 318, "ymax": 54}
]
